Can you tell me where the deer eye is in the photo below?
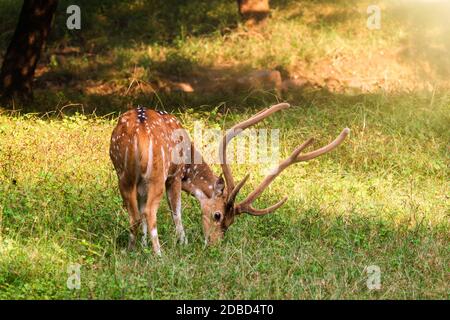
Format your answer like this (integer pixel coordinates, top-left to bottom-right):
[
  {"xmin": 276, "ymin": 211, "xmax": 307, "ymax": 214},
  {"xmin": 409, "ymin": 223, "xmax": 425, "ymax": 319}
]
[{"xmin": 213, "ymin": 212, "xmax": 222, "ymax": 222}]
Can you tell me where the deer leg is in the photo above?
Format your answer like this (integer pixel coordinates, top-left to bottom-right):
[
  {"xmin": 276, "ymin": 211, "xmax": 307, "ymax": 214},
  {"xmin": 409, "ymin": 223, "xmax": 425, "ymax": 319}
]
[
  {"xmin": 137, "ymin": 182, "xmax": 148, "ymax": 248},
  {"xmin": 138, "ymin": 190, "xmax": 148, "ymax": 247},
  {"xmin": 119, "ymin": 181, "xmax": 141, "ymax": 251},
  {"xmin": 166, "ymin": 178, "xmax": 187, "ymax": 245},
  {"xmin": 142, "ymin": 184, "xmax": 165, "ymax": 256},
  {"xmin": 141, "ymin": 216, "xmax": 148, "ymax": 247}
]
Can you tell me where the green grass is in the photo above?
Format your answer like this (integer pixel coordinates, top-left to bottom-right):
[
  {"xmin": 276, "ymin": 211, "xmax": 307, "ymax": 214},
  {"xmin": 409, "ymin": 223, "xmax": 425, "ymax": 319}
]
[
  {"xmin": 0, "ymin": 0, "xmax": 449, "ymax": 299},
  {"xmin": 0, "ymin": 91, "xmax": 448, "ymax": 299}
]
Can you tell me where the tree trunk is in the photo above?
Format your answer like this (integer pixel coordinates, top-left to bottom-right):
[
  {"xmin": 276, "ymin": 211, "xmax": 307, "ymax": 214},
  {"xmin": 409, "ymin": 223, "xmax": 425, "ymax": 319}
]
[
  {"xmin": 0, "ymin": 0, "xmax": 58, "ymax": 100},
  {"xmin": 237, "ymin": 0, "xmax": 270, "ymax": 25}
]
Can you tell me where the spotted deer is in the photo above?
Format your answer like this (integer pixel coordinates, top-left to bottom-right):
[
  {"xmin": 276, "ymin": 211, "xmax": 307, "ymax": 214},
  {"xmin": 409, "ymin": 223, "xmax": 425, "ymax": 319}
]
[{"xmin": 110, "ymin": 103, "xmax": 349, "ymax": 255}]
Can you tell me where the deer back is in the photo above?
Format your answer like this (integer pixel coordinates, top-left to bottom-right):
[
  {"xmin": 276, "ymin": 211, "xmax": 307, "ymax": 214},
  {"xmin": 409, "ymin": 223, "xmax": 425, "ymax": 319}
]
[{"xmin": 109, "ymin": 107, "xmax": 184, "ymax": 185}]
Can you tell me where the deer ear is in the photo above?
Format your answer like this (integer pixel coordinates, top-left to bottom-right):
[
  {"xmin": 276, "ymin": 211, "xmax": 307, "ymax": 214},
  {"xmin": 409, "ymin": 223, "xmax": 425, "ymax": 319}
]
[{"xmin": 213, "ymin": 175, "xmax": 225, "ymax": 197}]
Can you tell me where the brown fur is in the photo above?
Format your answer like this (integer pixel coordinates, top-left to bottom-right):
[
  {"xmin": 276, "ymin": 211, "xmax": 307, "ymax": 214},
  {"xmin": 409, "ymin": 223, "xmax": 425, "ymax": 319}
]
[{"xmin": 110, "ymin": 107, "xmax": 229, "ymax": 253}]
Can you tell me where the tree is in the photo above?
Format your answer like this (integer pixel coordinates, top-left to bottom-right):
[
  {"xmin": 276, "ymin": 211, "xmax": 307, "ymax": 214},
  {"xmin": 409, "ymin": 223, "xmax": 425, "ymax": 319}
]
[
  {"xmin": 0, "ymin": 0, "xmax": 58, "ymax": 100},
  {"xmin": 237, "ymin": 0, "xmax": 270, "ymax": 25}
]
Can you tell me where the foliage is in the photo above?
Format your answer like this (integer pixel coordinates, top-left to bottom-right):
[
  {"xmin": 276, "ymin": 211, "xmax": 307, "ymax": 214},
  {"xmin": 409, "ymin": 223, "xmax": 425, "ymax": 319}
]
[
  {"xmin": 0, "ymin": 0, "xmax": 448, "ymax": 299},
  {"xmin": 0, "ymin": 92, "xmax": 448, "ymax": 299}
]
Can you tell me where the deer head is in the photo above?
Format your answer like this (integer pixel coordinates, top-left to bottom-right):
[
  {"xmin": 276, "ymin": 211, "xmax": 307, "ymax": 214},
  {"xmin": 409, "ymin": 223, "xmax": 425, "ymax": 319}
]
[{"xmin": 200, "ymin": 102, "xmax": 350, "ymax": 244}]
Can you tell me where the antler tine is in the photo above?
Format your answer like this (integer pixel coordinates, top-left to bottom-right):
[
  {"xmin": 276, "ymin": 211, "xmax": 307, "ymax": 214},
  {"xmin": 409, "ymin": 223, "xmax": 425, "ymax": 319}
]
[
  {"xmin": 219, "ymin": 102, "xmax": 290, "ymax": 195},
  {"xmin": 235, "ymin": 128, "xmax": 350, "ymax": 216},
  {"xmin": 226, "ymin": 173, "xmax": 250, "ymax": 209},
  {"xmin": 296, "ymin": 128, "xmax": 350, "ymax": 161},
  {"xmin": 237, "ymin": 197, "xmax": 288, "ymax": 216},
  {"xmin": 235, "ymin": 137, "xmax": 313, "ymax": 212}
]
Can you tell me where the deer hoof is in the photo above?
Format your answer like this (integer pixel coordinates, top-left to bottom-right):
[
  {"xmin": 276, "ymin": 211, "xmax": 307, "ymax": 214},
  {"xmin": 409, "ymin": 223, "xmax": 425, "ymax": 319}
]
[
  {"xmin": 179, "ymin": 233, "xmax": 188, "ymax": 245},
  {"xmin": 128, "ymin": 234, "xmax": 137, "ymax": 251}
]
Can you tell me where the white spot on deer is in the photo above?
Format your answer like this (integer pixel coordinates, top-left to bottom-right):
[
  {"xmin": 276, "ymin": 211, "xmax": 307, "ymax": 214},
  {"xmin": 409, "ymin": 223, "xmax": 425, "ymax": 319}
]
[
  {"xmin": 193, "ymin": 189, "xmax": 206, "ymax": 200},
  {"xmin": 151, "ymin": 228, "xmax": 158, "ymax": 239}
]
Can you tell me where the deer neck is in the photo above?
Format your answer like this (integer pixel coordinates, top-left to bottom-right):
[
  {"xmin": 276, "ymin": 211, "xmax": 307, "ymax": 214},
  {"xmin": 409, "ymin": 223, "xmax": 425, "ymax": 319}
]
[{"xmin": 182, "ymin": 158, "xmax": 217, "ymax": 200}]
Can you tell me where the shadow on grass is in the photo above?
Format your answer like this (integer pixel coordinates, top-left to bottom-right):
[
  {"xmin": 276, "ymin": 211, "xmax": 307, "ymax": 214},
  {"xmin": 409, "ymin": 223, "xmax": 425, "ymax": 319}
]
[
  {"xmin": 392, "ymin": 1, "xmax": 450, "ymax": 81},
  {"xmin": 0, "ymin": 0, "xmax": 240, "ymax": 50},
  {"xmin": 0, "ymin": 0, "xmax": 449, "ymax": 115}
]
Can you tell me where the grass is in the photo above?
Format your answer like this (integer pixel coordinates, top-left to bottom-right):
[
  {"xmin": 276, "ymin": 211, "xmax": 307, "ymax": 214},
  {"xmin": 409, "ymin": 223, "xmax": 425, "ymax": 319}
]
[
  {"xmin": 0, "ymin": 0, "xmax": 449, "ymax": 299},
  {"xmin": 0, "ymin": 91, "xmax": 448, "ymax": 299},
  {"xmin": 2, "ymin": 0, "xmax": 450, "ymax": 113}
]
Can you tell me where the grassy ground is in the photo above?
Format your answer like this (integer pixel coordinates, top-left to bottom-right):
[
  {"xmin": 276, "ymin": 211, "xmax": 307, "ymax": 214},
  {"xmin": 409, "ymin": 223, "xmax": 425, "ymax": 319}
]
[
  {"xmin": 1, "ymin": 0, "xmax": 450, "ymax": 113},
  {"xmin": 0, "ymin": 91, "xmax": 448, "ymax": 299},
  {"xmin": 0, "ymin": 0, "xmax": 449, "ymax": 299}
]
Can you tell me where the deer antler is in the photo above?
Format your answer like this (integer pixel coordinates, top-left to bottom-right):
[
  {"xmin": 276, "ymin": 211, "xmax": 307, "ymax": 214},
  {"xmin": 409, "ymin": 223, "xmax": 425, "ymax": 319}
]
[
  {"xmin": 235, "ymin": 128, "xmax": 349, "ymax": 215},
  {"xmin": 219, "ymin": 102, "xmax": 350, "ymax": 216},
  {"xmin": 219, "ymin": 102, "xmax": 290, "ymax": 196}
]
